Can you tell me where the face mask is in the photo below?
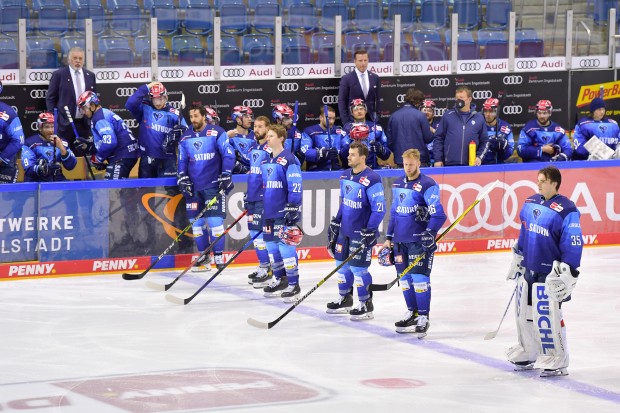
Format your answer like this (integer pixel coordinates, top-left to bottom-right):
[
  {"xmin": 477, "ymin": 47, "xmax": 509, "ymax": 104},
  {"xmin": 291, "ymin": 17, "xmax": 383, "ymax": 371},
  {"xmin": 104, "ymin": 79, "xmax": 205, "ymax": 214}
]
[{"xmin": 456, "ymin": 99, "xmax": 466, "ymax": 109}]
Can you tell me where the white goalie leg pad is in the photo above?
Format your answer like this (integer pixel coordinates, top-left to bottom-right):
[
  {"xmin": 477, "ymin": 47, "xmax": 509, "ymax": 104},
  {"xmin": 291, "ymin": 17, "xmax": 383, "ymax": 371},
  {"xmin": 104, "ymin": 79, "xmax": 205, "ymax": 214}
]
[
  {"xmin": 532, "ymin": 283, "xmax": 569, "ymax": 370},
  {"xmin": 506, "ymin": 277, "xmax": 539, "ymax": 364}
]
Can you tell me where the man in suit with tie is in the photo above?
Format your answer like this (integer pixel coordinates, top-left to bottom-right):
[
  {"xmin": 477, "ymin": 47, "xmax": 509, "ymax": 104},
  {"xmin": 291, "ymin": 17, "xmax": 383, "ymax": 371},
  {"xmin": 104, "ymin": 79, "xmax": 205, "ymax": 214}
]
[
  {"xmin": 46, "ymin": 47, "xmax": 96, "ymax": 156},
  {"xmin": 338, "ymin": 50, "xmax": 380, "ymax": 125}
]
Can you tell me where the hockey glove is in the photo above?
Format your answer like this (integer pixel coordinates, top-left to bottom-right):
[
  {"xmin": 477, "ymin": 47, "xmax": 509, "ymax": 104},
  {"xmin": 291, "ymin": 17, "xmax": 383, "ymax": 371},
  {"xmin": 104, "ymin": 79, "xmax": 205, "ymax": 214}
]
[
  {"xmin": 545, "ymin": 260, "xmax": 579, "ymax": 302},
  {"xmin": 284, "ymin": 203, "xmax": 301, "ymax": 226},
  {"xmin": 232, "ymin": 159, "xmax": 249, "ymax": 174},
  {"xmin": 317, "ymin": 147, "xmax": 329, "ymax": 160},
  {"xmin": 90, "ymin": 155, "xmax": 107, "ymax": 171},
  {"xmin": 551, "ymin": 152, "xmax": 568, "ymax": 162},
  {"xmin": 360, "ymin": 228, "xmax": 377, "ymax": 247},
  {"xmin": 414, "ymin": 205, "xmax": 430, "ymax": 222},
  {"xmin": 369, "ymin": 140, "xmax": 385, "ymax": 157},
  {"xmin": 217, "ymin": 172, "xmax": 234, "ymax": 194},
  {"xmin": 242, "ymin": 193, "xmax": 248, "ymax": 210},
  {"xmin": 506, "ymin": 242, "xmax": 524, "ymax": 281},
  {"xmin": 76, "ymin": 136, "xmax": 94, "ymax": 154},
  {"xmin": 327, "ymin": 217, "xmax": 340, "ymax": 256},
  {"xmin": 177, "ymin": 175, "xmax": 194, "ymax": 198},
  {"xmin": 34, "ymin": 158, "xmax": 50, "ymax": 177},
  {"xmin": 420, "ymin": 229, "xmax": 437, "ymax": 253}
]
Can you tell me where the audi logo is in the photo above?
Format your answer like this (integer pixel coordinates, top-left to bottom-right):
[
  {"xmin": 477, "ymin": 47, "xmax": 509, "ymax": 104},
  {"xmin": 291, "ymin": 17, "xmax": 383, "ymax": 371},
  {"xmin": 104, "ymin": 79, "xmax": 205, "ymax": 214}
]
[
  {"xmin": 579, "ymin": 58, "xmax": 601, "ymax": 68},
  {"xmin": 459, "ymin": 62, "xmax": 481, "ymax": 72},
  {"xmin": 322, "ymin": 95, "xmax": 338, "ymax": 105},
  {"xmin": 396, "ymin": 94, "xmax": 405, "ymax": 104},
  {"xmin": 11, "ymin": 106, "xmax": 17, "ymax": 113},
  {"xmin": 116, "ymin": 87, "xmax": 137, "ymax": 97},
  {"xmin": 277, "ymin": 82, "xmax": 299, "ymax": 92},
  {"xmin": 169, "ymin": 100, "xmax": 183, "ymax": 109},
  {"xmin": 429, "ymin": 78, "xmax": 450, "ymax": 87},
  {"xmin": 472, "ymin": 90, "xmax": 492, "ymax": 100},
  {"xmin": 401, "ymin": 63, "xmax": 423, "ymax": 73},
  {"xmin": 502, "ymin": 105, "xmax": 523, "ymax": 115},
  {"xmin": 242, "ymin": 99, "xmax": 264, "ymax": 108},
  {"xmin": 222, "ymin": 68, "xmax": 246, "ymax": 77},
  {"xmin": 435, "ymin": 108, "xmax": 447, "ymax": 117},
  {"xmin": 161, "ymin": 69, "xmax": 184, "ymax": 79},
  {"xmin": 28, "ymin": 72, "xmax": 52, "ymax": 82},
  {"xmin": 516, "ymin": 60, "xmax": 538, "ymax": 70},
  {"xmin": 343, "ymin": 66, "xmax": 355, "ymax": 74},
  {"xmin": 282, "ymin": 67, "xmax": 305, "ymax": 76},
  {"xmin": 197, "ymin": 84, "xmax": 220, "ymax": 94},
  {"xmin": 96, "ymin": 70, "xmax": 121, "ymax": 80},
  {"xmin": 29, "ymin": 89, "xmax": 47, "ymax": 99},
  {"xmin": 31, "ymin": 122, "xmax": 39, "ymax": 131},
  {"xmin": 124, "ymin": 119, "xmax": 139, "ymax": 128},
  {"xmin": 503, "ymin": 75, "xmax": 523, "ymax": 85}
]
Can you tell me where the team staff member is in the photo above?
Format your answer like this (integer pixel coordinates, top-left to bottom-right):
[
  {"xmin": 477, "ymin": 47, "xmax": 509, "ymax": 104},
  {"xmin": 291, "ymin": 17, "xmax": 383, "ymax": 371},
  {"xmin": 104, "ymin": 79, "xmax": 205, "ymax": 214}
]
[{"xmin": 338, "ymin": 49, "xmax": 380, "ymax": 124}]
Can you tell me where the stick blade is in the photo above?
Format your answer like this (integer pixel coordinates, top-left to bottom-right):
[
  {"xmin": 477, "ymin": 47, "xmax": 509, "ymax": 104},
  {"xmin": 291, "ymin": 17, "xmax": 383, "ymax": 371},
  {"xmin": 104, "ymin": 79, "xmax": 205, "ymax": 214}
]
[
  {"xmin": 484, "ymin": 331, "xmax": 497, "ymax": 341},
  {"xmin": 247, "ymin": 317, "xmax": 271, "ymax": 329},
  {"xmin": 165, "ymin": 294, "xmax": 187, "ymax": 305},
  {"xmin": 144, "ymin": 280, "xmax": 166, "ymax": 291},
  {"xmin": 122, "ymin": 272, "xmax": 145, "ymax": 281}
]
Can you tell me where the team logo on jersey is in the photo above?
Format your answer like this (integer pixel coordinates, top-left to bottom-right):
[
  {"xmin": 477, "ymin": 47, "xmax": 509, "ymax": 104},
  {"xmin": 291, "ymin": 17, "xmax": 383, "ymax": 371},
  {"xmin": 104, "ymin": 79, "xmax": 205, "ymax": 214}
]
[
  {"xmin": 266, "ymin": 167, "xmax": 273, "ymax": 176},
  {"xmin": 412, "ymin": 182, "xmax": 422, "ymax": 192},
  {"xmin": 153, "ymin": 112, "xmax": 163, "ymax": 121},
  {"xmin": 599, "ymin": 125, "xmax": 607, "ymax": 133},
  {"xmin": 550, "ymin": 202, "xmax": 563, "ymax": 212},
  {"xmin": 45, "ymin": 150, "xmax": 53, "ymax": 158},
  {"xmin": 359, "ymin": 176, "xmax": 370, "ymax": 186},
  {"xmin": 344, "ymin": 184, "xmax": 352, "ymax": 195},
  {"xmin": 252, "ymin": 152, "xmax": 260, "ymax": 163},
  {"xmin": 193, "ymin": 141, "xmax": 202, "ymax": 151},
  {"xmin": 399, "ymin": 192, "xmax": 406, "ymax": 202},
  {"xmin": 533, "ymin": 209, "xmax": 541, "ymax": 219},
  {"xmin": 276, "ymin": 156, "xmax": 288, "ymax": 166},
  {"xmin": 207, "ymin": 129, "xmax": 219, "ymax": 137},
  {"xmin": 238, "ymin": 142, "xmax": 247, "ymax": 150}
]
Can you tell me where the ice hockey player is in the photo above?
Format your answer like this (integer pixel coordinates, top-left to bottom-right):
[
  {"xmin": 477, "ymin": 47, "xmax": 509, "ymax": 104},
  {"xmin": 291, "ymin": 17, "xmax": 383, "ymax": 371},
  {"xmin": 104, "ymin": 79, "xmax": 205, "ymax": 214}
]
[
  {"xmin": 22, "ymin": 112, "xmax": 77, "ymax": 182},
  {"xmin": 177, "ymin": 104, "xmax": 235, "ymax": 272},
  {"xmin": 301, "ymin": 105, "xmax": 345, "ymax": 171},
  {"xmin": 506, "ymin": 165, "xmax": 583, "ymax": 377},
  {"xmin": 518, "ymin": 100, "xmax": 572, "ymax": 162},
  {"xmin": 227, "ymin": 105, "xmax": 255, "ymax": 174},
  {"xmin": 0, "ymin": 80, "xmax": 24, "ymax": 184},
  {"xmin": 572, "ymin": 97, "xmax": 620, "ymax": 160},
  {"xmin": 125, "ymin": 82, "xmax": 188, "ymax": 177},
  {"xmin": 77, "ymin": 91, "xmax": 139, "ymax": 179},
  {"xmin": 326, "ymin": 140, "xmax": 386, "ymax": 320},
  {"xmin": 379, "ymin": 148, "xmax": 446, "ymax": 337},
  {"xmin": 272, "ymin": 103, "xmax": 307, "ymax": 165},
  {"xmin": 260, "ymin": 124, "xmax": 304, "ymax": 303},
  {"xmin": 479, "ymin": 97, "xmax": 515, "ymax": 164}
]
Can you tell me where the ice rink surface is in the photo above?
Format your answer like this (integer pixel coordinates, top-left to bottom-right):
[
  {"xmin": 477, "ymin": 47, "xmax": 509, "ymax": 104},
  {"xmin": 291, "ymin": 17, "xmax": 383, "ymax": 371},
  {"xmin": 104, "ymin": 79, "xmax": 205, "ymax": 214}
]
[{"xmin": 1, "ymin": 246, "xmax": 619, "ymax": 413}]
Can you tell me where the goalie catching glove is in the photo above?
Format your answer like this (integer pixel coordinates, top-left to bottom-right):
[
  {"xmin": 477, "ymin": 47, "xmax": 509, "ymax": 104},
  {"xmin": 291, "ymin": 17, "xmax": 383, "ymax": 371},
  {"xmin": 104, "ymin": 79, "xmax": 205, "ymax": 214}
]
[{"xmin": 545, "ymin": 260, "xmax": 579, "ymax": 302}]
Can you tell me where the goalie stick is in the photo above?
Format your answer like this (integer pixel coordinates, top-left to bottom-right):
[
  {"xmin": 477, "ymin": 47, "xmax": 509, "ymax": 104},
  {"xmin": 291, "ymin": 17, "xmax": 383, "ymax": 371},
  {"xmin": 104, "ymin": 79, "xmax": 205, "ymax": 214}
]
[
  {"xmin": 121, "ymin": 190, "xmax": 225, "ymax": 280},
  {"xmin": 145, "ymin": 209, "xmax": 249, "ymax": 291},
  {"xmin": 484, "ymin": 285, "xmax": 517, "ymax": 340},
  {"xmin": 64, "ymin": 105, "xmax": 95, "ymax": 180},
  {"xmin": 165, "ymin": 231, "xmax": 262, "ymax": 305},
  {"xmin": 370, "ymin": 179, "xmax": 500, "ymax": 291},
  {"xmin": 247, "ymin": 244, "xmax": 366, "ymax": 330}
]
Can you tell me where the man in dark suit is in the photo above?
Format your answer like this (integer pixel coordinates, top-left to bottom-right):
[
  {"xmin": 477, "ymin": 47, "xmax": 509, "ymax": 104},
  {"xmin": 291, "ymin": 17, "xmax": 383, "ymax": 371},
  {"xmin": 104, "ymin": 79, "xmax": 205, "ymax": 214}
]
[
  {"xmin": 338, "ymin": 49, "xmax": 380, "ymax": 124},
  {"xmin": 46, "ymin": 47, "xmax": 96, "ymax": 156}
]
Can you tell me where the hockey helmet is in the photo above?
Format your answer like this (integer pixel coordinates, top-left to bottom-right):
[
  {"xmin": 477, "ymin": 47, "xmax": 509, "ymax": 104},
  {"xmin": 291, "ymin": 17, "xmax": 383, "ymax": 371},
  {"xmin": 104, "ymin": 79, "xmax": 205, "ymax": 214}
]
[
  {"xmin": 277, "ymin": 225, "xmax": 304, "ymax": 246},
  {"xmin": 482, "ymin": 98, "xmax": 499, "ymax": 111},
  {"xmin": 37, "ymin": 112, "xmax": 55, "ymax": 129},
  {"xmin": 272, "ymin": 104, "xmax": 294, "ymax": 121},
  {"xmin": 232, "ymin": 105, "xmax": 253, "ymax": 122},
  {"xmin": 535, "ymin": 99, "xmax": 552, "ymax": 112},
  {"xmin": 378, "ymin": 246, "xmax": 394, "ymax": 266},
  {"xmin": 421, "ymin": 99, "xmax": 436, "ymax": 109},
  {"xmin": 77, "ymin": 90, "xmax": 99, "ymax": 108},
  {"xmin": 205, "ymin": 106, "xmax": 220, "ymax": 125},
  {"xmin": 148, "ymin": 83, "xmax": 168, "ymax": 99},
  {"xmin": 349, "ymin": 123, "xmax": 370, "ymax": 140},
  {"xmin": 350, "ymin": 98, "xmax": 367, "ymax": 112}
]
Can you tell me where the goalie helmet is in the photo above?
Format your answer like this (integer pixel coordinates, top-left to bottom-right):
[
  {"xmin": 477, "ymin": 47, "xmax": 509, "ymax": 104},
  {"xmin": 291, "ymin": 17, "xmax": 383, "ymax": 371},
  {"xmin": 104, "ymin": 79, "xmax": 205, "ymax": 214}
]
[
  {"xmin": 277, "ymin": 225, "xmax": 304, "ymax": 246},
  {"xmin": 272, "ymin": 104, "xmax": 294, "ymax": 121},
  {"xmin": 232, "ymin": 105, "xmax": 253, "ymax": 122},
  {"xmin": 350, "ymin": 98, "xmax": 367, "ymax": 112},
  {"xmin": 378, "ymin": 246, "xmax": 394, "ymax": 266},
  {"xmin": 482, "ymin": 98, "xmax": 499, "ymax": 111},
  {"xmin": 77, "ymin": 90, "xmax": 99, "ymax": 108},
  {"xmin": 37, "ymin": 112, "xmax": 55, "ymax": 128},
  {"xmin": 536, "ymin": 99, "xmax": 552, "ymax": 112},
  {"xmin": 349, "ymin": 123, "xmax": 370, "ymax": 140},
  {"xmin": 148, "ymin": 83, "xmax": 168, "ymax": 99},
  {"xmin": 205, "ymin": 106, "xmax": 220, "ymax": 125}
]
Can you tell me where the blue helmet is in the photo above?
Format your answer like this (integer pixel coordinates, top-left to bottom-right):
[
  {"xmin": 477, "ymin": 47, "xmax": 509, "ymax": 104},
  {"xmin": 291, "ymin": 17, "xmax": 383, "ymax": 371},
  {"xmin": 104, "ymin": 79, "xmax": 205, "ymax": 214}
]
[{"xmin": 231, "ymin": 105, "xmax": 253, "ymax": 122}]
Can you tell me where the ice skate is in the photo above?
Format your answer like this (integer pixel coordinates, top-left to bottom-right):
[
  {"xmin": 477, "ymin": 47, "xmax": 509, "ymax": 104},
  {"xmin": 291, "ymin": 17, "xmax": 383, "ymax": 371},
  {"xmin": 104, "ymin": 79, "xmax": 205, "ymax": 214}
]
[
  {"xmin": 326, "ymin": 293, "xmax": 353, "ymax": 314},
  {"xmin": 248, "ymin": 265, "xmax": 271, "ymax": 285},
  {"xmin": 214, "ymin": 253, "xmax": 225, "ymax": 271},
  {"xmin": 263, "ymin": 275, "xmax": 288, "ymax": 297},
  {"xmin": 510, "ymin": 361, "xmax": 536, "ymax": 371},
  {"xmin": 349, "ymin": 299, "xmax": 374, "ymax": 321},
  {"xmin": 281, "ymin": 283, "xmax": 301, "ymax": 303},
  {"xmin": 540, "ymin": 367, "xmax": 568, "ymax": 377},
  {"xmin": 191, "ymin": 254, "xmax": 212, "ymax": 273},
  {"xmin": 395, "ymin": 310, "xmax": 419, "ymax": 333},
  {"xmin": 252, "ymin": 267, "xmax": 273, "ymax": 288},
  {"xmin": 415, "ymin": 315, "xmax": 429, "ymax": 338}
]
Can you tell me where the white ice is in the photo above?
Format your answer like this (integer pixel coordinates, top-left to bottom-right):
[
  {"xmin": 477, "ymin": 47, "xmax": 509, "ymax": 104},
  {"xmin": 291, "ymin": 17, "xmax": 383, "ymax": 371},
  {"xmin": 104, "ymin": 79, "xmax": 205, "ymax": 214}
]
[{"xmin": 0, "ymin": 247, "xmax": 619, "ymax": 413}]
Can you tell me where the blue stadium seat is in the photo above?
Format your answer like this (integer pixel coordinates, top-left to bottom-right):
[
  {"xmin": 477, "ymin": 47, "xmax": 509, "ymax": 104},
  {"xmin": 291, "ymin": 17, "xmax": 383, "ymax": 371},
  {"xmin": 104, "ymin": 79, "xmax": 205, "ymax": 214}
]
[
  {"xmin": 221, "ymin": 45, "xmax": 241, "ymax": 65},
  {"xmin": 37, "ymin": 6, "xmax": 69, "ymax": 36},
  {"xmin": 60, "ymin": 35, "xmax": 85, "ymax": 60},
  {"xmin": 75, "ymin": 4, "xmax": 106, "ymax": 35},
  {"xmin": 134, "ymin": 35, "xmax": 166, "ymax": 54},
  {"xmin": 320, "ymin": 1, "xmax": 350, "ymax": 33},
  {"xmin": 0, "ymin": 5, "xmax": 29, "ymax": 35},
  {"xmin": 345, "ymin": 31, "xmax": 374, "ymax": 54},
  {"xmin": 110, "ymin": 5, "xmax": 144, "ymax": 35},
  {"xmin": 107, "ymin": 0, "xmax": 139, "ymax": 13},
  {"xmin": 517, "ymin": 39, "xmax": 544, "ymax": 57},
  {"xmin": 152, "ymin": 5, "xmax": 179, "ymax": 35},
  {"xmin": 179, "ymin": 0, "xmax": 210, "ymax": 6},
  {"xmin": 184, "ymin": 5, "xmax": 214, "ymax": 35},
  {"xmin": 419, "ymin": 40, "xmax": 447, "ymax": 60},
  {"xmin": 283, "ymin": 33, "xmax": 308, "ymax": 49},
  {"xmin": 354, "ymin": 0, "xmax": 383, "ymax": 32},
  {"xmin": 386, "ymin": 0, "xmax": 416, "ymax": 30},
  {"xmin": 140, "ymin": 47, "xmax": 171, "ymax": 65},
  {"xmin": 382, "ymin": 42, "xmax": 414, "ymax": 62},
  {"xmin": 29, "ymin": 49, "xmax": 59, "ymax": 68},
  {"xmin": 483, "ymin": 39, "xmax": 508, "ymax": 59},
  {"xmin": 70, "ymin": 0, "xmax": 104, "ymax": 13},
  {"xmin": 179, "ymin": 47, "xmax": 207, "ymax": 66},
  {"xmin": 207, "ymin": 34, "xmax": 237, "ymax": 54},
  {"xmin": 242, "ymin": 34, "xmax": 273, "ymax": 56},
  {"xmin": 0, "ymin": 35, "xmax": 17, "ymax": 52},
  {"xmin": 220, "ymin": 3, "xmax": 249, "ymax": 35},
  {"xmin": 144, "ymin": 0, "xmax": 174, "ymax": 12},
  {"xmin": 172, "ymin": 34, "xmax": 202, "ymax": 55},
  {"xmin": 457, "ymin": 40, "xmax": 479, "ymax": 59},
  {"xmin": 104, "ymin": 47, "xmax": 134, "ymax": 67},
  {"xmin": 453, "ymin": 0, "xmax": 479, "ymax": 29},
  {"xmin": 515, "ymin": 27, "xmax": 539, "ymax": 44},
  {"xmin": 477, "ymin": 28, "xmax": 506, "ymax": 46},
  {"xmin": 98, "ymin": 35, "xmax": 130, "ymax": 62},
  {"xmin": 284, "ymin": 2, "xmax": 316, "ymax": 33},
  {"xmin": 253, "ymin": 1, "xmax": 280, "ymax": 34},
  {"xmin": 412, "ymin": 29, "xmax": 442, "ymax": 46},
  {"xmin": 317, "ymin": 44, "xmax": 345, "ymax": 63},
  {"xmin": 445, "ymin": 29, "xmax": 475, "ymax": 44},
  {"xmin": 33, "ymin": 0, "xmax": 65, "ymax": 11},
  {"xmin": 484, "ymin": 0, "xmax": 511, "ymax": 28},
  {"xmin": 312, "ymin": 32, "xmax": 335, "ymax": 52},
  {"xmin": 0, "ymin": 49, "xmax": 18, "ymax": 69},
  {"xmin": 283, "ymin": 45, "xmax": 312, "ymax": 64},
  {"xmin": 419, "ymin": 0, "xmax": 448, "ymax": 29},
  {"xmin": 26, "ymin": 35, "xmax": 56, "ymax": 52},
  {"xmin": 248, "ymin": 45, "xmax": 275, "ymax": 64}
]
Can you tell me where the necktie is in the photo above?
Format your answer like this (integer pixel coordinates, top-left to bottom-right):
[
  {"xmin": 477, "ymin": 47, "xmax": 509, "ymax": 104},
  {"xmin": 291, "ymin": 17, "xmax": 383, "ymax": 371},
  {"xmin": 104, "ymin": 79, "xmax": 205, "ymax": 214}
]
[
  {"xmin": 75, "ymin": 70, "xmax": 84, "ymax": 118},
  {"xmin": 361, "ymin": 72, "xmax": 368, "ymax": 98}
]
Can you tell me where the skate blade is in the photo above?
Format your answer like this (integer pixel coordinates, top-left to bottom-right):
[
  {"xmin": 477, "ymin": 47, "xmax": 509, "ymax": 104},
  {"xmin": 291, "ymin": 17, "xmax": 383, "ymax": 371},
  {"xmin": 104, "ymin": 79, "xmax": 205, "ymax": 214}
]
[
  {"xmin": 191, "ymin": 266, "xmax": 211, "ymax": 273},
  {"xmin": 326, "ymin": 307, "xmax": 351, "ymax": 315},
  {"xmin": 252, "ymin": 280, "xmax": 272, "ymax": 289},
  {"xmin": 395, "ymin": 326, "xmax": 417, "ymax": 334},
  {"xmin": 540, "ymin": 368, "xmax": 568, "ymax": 377},
  {"xmin": 263, "ymin": 291, "xmax": 284, "ymax": 298},
  {"xmin": 417, "ymin": 332, "xmax": 427, "ymax": 339},
  {"xmin": 350, "ymin": 312, "xmax": 374, "ymax": 321},
  {"xmin": 282, "ymin": 294, "xmax": 300, "ymax": 303}
]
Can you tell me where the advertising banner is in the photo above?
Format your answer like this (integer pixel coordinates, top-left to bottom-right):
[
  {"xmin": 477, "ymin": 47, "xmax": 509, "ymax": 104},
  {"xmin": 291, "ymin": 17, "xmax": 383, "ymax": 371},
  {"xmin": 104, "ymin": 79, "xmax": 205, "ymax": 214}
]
[{"xmin": 0, "ymin": 186, "xmax": 38, "ymax": 263}]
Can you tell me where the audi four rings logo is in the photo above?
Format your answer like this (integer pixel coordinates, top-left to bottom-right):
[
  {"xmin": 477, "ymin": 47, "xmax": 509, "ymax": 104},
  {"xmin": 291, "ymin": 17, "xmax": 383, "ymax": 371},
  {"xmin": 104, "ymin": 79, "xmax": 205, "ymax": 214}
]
[
  {"xmin": 322, "ymin": 95, "xmax": 338, "ymax": 105},
  {"xmin": 277, "ymin": 82, "xmax": 299, "ymax": 92},
  {"xmin": 343, "ymin": 66, "xmax": 355, "ymax": 74},
  {"xmin": 198, "ymin": 84, "xmax": 220, "ymax": 94},
  {"xmin": 579, "ymin": 58, "xmax": 601, "ymax": 68},
  {"xmin": 401, "ymin": 63, "xmax": 423, "ymax": 73},
  {"xmin": 429, "ymin": 78, "xmax": 450, "ymax": 87},
  {"xmin": 28, "ymin": 72, "xmax": 52, "ymax": 81},
  {"xmin": 472, "ymin": 90, "xmax": 492, "ymax": 100},
  {"xmin": 29, "ymin": 89, "xmax": 47, "ymax": 99},
  {"xmin": 242, "ymin": 99, "xmax": 264, "ymax": 108},
  {"xmin": 502, "ymin": 105, "xmax": 523, "ymax": 115},
  {"xmin": 170, "ymin": 101, "xmax": 182, "ymax": 109},
  {"xmin": 96, "ymin": 70, "xmax": 121, "ymax": 80},
  {"xmin": 222, "ymin": 68, "xmax": 245, "ymax": 77},
  {"xmin": 435, "ymin": 108, "xmax": 447, "ymax": 117},
  {"xmin": 116, "ymin": 87, "xmax": 137, "ymax": 97},
  {"xmin": 516, "ymin": 60, "xmax": 538, "ymax": 70},
  {"xmin": 161, "ymin": 69, "xmax": 184, "ymax": 78},
  {"xmin": 459, "ymin": 62, "xmax": 481, "ymax": 71},
  {"xmin": 282, "ymin": 67, "xmax": 305, "ymax": 76},
  {"xmin": 503, "ymin": 75, "xmax": 523, "ymax": 85},
  {"xmin": 31, "ymin": 122, "xmax": 39, "ymax": 131},
  {"xmin": 396, "ymin": 94, "xmax": 405, "ymax": 104},
  {"xmin": 124, "ymin": 119, "xmax": 139, "ymax": 128}
]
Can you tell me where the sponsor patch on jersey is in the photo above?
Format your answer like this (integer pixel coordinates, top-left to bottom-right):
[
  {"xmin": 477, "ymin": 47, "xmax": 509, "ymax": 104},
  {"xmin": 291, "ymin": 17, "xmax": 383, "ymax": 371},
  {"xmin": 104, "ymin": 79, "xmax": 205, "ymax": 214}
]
[
  {"xmin": 335, "ymin": 244, "xmax": 342, "ymax": 253},
  {"xmin": 359, "ymin": 176, "xmax": 370, "ymax": 186},
  {"xmin": 500, "ymin": 125, "xmax": 510, "ymax": 134},
  {"xmin": 186, "ymin": 202, "xmax": 198, "ymax": 210},
  {"xmin": 207, "ymin": 128, "xmax": 219, "ymax": 137},
  {"xmin": 0, "ymin": 111, "xmax": 9, "ymax": 121},
  {"xmin": 193, "ymin": 141, "xmax": 202, "ymax": 151},
  {"xmin": 412, "ymin": 182, "xmax": 422, "ymax": 192},
  {"xmin": 276, "ymin": 156, "xmax": 288, "ymax": 166},
  {"xmin": 394, "ymin": 254, "xmax": 403, "ymax": 263},
  {"xmin": 555, "ymin": 126, "xmax": 565, "ymax": 133},
  {"xmin": 153, "ymin": 112, "xmax": 163, "ymax": 121},
  {"xmin": 550, "ymin": 202, "xmax": 563, "ymax": 212}
]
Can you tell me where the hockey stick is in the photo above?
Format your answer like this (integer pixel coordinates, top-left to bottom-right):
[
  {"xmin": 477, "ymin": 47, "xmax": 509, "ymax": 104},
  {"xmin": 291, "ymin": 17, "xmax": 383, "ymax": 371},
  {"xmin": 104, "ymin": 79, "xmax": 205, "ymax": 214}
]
[
  {"xmin": 484, "ymin": 285, "xmax": 517, "ymax": 340},
  {"xmin": 165, "ymin": 231, "xmax": 262, "ymax": 305},
  {"xmin": 145, "ymin": 208, "xmax": 249, "ymax": 291},
  {"xmin": 64, "ymin": 105, "xmax": 95, "ymax": 180},
  {"xmin": 121, "ymin": 190, "xmax": 225, "ymax": 280},
  {"xmin": 290, "ymin": 100, "xmax": 299, "ymax": 154},
  {"xmin": 247, "ymin": 244, "xmax": 366, "ymax": 330},
  {"xmin": 371, "ymin": 179, "xmax": 501, "ymax": 291}
]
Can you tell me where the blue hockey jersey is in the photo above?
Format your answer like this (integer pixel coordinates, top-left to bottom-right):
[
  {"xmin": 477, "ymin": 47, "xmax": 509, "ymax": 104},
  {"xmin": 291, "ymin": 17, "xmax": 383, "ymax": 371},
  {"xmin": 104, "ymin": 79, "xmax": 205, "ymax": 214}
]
[
  {"xmin": 335, "ymin": 166, "xmax": 386, "ymax": 236},
  {"xmin": 229, "ymin": 130, "xmax": 256, "ymax": 174},
  {"xmin": 261, "ymin": 149, "xmax": 302, "ymax": 220},
  {"xmin": 386, "ymin": 174, "xmax": 446, "ymax": 243},
  {"xmin": 125, "ymin": 85, "xmax": 188, "ymax": 159},
  {"xmin": 517, "ymin": 193, "xmax": 582, "ymax": 274},
  {"xmin": 301, "ymin": 123, "xmax": 346, "ymax": 171},
  {"xmin": 247, "ymin": 141, "xmax": 271, "ymax": 202},
  {"xmin": 21, "ymin": 135, "xmax": 77, "ymax": 182},
  {"xmin": 178, "ymin": 124, "xmax": 234, "ymax": 192},
  {"xmin": 340, "ymin": 121, "xmax": 391, "ymax": 168},
  {"xmin": 90, "ymin": 108, "xmax": 139, "ymax": 163},
  {"xmin": 0, "ymin": 102, "xmax": 24, "ymax": 164},
  {"xmin": 518, "ymin": 120, "xmax": 572, "ymax": 162},
  {"xmin": 480, "ymin": 119, "xmax": 515, "ymax": 164},
  {"xmin": 572, "ymin": 116, "xmax": 620, "ymax": 160}
]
